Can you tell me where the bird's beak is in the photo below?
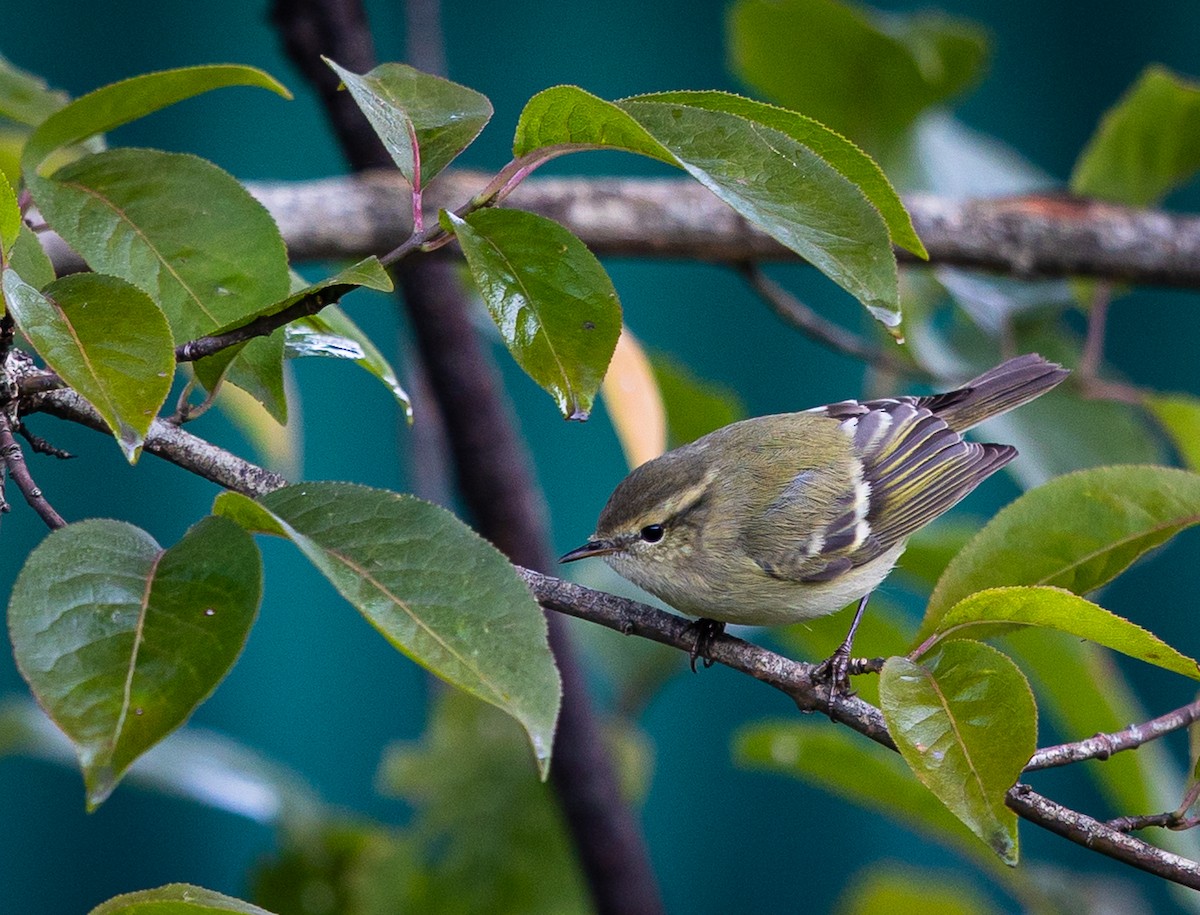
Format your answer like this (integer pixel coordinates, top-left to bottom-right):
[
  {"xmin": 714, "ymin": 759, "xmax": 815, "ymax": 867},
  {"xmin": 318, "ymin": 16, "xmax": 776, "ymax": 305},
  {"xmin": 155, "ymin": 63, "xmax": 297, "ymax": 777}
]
[{"xmin": 558, "ymin": 538, "xmax": 618, "ymax": 563}]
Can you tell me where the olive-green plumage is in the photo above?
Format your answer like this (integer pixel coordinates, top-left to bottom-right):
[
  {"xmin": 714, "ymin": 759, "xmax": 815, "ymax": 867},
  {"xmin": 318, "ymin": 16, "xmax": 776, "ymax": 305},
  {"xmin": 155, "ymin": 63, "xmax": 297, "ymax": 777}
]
[{"xmin": 562, "ymin": 354, "xmax": 1068, "ymax": 630}]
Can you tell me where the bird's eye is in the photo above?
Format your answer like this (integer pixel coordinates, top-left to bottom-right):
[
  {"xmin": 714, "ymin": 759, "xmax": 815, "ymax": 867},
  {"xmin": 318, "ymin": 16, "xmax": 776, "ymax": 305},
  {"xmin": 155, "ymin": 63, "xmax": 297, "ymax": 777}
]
[{"xmin": 640, "ymin": 524, "xmax": 665, "ymax": 543}]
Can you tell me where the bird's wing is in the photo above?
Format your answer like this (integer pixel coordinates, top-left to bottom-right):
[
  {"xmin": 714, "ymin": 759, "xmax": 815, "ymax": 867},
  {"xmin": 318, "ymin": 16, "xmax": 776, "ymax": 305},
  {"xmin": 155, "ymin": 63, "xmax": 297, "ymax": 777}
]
[
  {"xmin": 822, "ymin": 398, "xmax": 1015, "ymax": 568},
  {"xmin": 738, "ymin": 400, "xmax": 1014, "ymax": 584}
]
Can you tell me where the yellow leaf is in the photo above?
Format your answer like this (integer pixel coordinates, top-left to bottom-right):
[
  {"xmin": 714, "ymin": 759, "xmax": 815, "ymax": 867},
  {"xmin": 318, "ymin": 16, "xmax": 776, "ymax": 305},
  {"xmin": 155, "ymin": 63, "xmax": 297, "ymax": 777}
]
[{"xmin": 601, "ymin": 328, "xmax": 666, "ymax": 469}]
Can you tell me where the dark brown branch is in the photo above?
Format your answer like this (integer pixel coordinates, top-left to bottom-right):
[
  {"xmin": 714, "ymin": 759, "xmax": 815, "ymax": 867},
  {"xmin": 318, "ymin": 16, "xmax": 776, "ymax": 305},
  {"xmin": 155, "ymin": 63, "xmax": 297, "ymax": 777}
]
[
  {"xmin": 517, "ymin": 568, "xmax": 1200, "ymax": 890},
  {"xmin": 269, "ymin": 2, "xmax": 664, "ymax": 911},
  {"xmin": 175, "ymin": 282, "xmax": 355, "ymax": 364},
  {"xmin": 0, "ymin": 412, "xmax": 66, "ymax": 529}
]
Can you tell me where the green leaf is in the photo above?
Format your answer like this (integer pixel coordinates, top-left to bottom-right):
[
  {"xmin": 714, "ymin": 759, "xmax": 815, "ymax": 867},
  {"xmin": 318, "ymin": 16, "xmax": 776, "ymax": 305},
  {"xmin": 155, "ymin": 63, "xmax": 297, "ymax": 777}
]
[
  {"xmin": 22, "ymin": 64, "xmax": 289, "ymax": 175},
  {"xmin": 222, "ymin": 331, "xmax": 288, "ymax": 424},
  {"xmin": 514, "ymin": 84, "xmax": 906, "ymax": 322},
  {"xmin": 7, "ymin": 223, "xmax": 55, "ymax": 289},
  {"xmin": 213, "ymin": 483, "xmax": 562, "ymax": 778},
  {"xmin": 444, "ymin": 207, "xmax": 621, "ymax": 420},
  {"xmin": 89, "ymin": 884, "xmax": 278, "ymax": 915},
  {"xmin": 926, "ymin": 586, "xmax": 1200, "ymax": 680},
  {"xmin": 633, "ymin": 91, "xmax": 926, "ymax": 257},
  {"xmin": 735, "ymin": 721, "xmax": 996, "ymax": 869},
  {"xmin": 32, "ymin": 148, "xmax": 291, "ymax": 343},
  {"xmin": 9, "ymin": 516, "xmax": 262, "ymax": 808},
  {"xmin": 286, "ymin": 304, "xmax": 412, "ymax": 421},
  {"xmin": 376, "ymin": 689, "xmax": 589, "ymax": 914},
  {"xmin": 1145, "ymin": 393, "xmax": 1200, "ymax": 471},
  {"xmin": 728, "ymin": 0, "xmax": 989, "ymax": 155},
  {"xmin": 1071, "ymin": 65, "xmax": 1200, "ymax": 207},
  {"xmin": 649, "ymin": 352, "xmax": 745, "ymax": 448},
  {"xmin": 0, "ymin": 55, "xmax": 68, "ymax": 127},
  {"xmin": 894, "ymin": 518, "xmax": 979, "ymax": 591},
  {"xmin": 514, "ymin": 85, "xmax": 678, "ymax": 163},
  {"xmin": 620, "ymin": 97, "xmax": 899, "ymax": 323},
  {"xmin": 923, "ymin": 466, "xmax": 1200, "ymax": 637},
  {"xmin": 0, "ymin": 169, "xmax": 18, "ymax": 255},
  {"xmin": 2, "ymin": 270, "xmax": 174, "ymax": 461},
  {"xmin": 325, "ymin": 59, "xmax": 491, "ymax": 188},
  {"xmin": 880, "ymin": 641, "xmax": 1035, "ymax": 864}
]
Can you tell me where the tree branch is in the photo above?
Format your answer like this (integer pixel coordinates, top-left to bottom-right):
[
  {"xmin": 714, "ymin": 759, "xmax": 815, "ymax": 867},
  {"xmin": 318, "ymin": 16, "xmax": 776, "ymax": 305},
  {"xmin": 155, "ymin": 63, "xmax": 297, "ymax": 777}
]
[
  {"xmin": 16, "ymin": 376, "xmax": 1200, "ymax": 890},
  {"xmin": 517, "ymin": 567, "xmax": 1200, "ymax": 891},
  {"xmin": 211, "ymin": 173, "xmax": 1200, "ymax": 287},
  {"xmin": 1027, "ymin": 699, "xmax": 1200, "ymax": 771}
]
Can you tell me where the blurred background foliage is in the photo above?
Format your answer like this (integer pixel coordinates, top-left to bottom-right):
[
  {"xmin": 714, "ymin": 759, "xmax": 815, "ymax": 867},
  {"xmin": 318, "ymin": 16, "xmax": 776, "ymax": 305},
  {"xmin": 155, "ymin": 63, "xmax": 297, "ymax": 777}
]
[{"xmin": 3, "ymin": 0, "xmax": 1200, "ymax": 912}]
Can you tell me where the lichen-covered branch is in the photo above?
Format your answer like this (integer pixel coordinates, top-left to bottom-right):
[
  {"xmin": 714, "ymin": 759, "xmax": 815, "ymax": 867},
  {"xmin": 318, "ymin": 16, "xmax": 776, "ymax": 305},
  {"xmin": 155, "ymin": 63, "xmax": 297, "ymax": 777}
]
[{"xmin": 212, "ymin": 173, "xmax": 1200, "ymax": 288}]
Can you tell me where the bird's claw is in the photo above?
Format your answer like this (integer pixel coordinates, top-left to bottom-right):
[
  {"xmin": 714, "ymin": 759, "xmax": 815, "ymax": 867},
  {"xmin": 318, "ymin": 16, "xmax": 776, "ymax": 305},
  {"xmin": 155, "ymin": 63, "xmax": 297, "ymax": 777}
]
[{"xmin": 684, "ymin": 618, "xmax": 725, "ymax": 672}]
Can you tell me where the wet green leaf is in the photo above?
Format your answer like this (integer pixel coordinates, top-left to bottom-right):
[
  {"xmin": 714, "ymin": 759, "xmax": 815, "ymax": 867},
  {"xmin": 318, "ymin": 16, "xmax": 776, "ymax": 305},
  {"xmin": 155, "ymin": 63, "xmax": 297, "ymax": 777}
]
[
  {"xmin": 214, "ymin": 484, "xmax": 561, "ymax": 778},
  {"xmin": 326, "ymin": 59, "xmax": 491, "ymax": 188},
  {"xmin": 9, "ymin": 517, "xmax": 262, "ymax": 808},
  {"xmin": 2, "ymin": 270, "xmax": 173, "ymax": 461},
  {"xmin": 515, "ymin": 84, "xmax": 907, "ymax": 322},
  {"xmin": 287, "ymin": 304, "xmax": 412, "ymax": 421},
  {"xmin": 33, "ymin": 148, "xmax": 290, "ymax": 343},
  {"xmin": 880, "ymin": 641, "xmax": 1035, "ymax": 864},
  {"xmin": 444, "ymin": 207, "xmax": 621, "ymax": 420},
  {"xmin": 22, "ymin": 64, "xmax": 288, "ymax": 175}
]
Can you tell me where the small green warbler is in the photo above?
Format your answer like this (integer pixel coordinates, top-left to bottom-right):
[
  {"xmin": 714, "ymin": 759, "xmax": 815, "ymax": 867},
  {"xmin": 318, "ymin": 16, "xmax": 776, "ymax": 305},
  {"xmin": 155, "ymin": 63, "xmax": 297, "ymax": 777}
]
[{"xmin": 561, "ymin": 354, "xmax": 1068, "ymax": 683}]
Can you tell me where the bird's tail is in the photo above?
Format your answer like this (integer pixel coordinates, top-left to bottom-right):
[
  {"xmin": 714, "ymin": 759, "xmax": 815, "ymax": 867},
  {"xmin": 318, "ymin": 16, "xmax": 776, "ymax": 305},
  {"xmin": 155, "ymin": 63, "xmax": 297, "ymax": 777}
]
[{"xmin": 920, "ymin": 354, "xmax": 1070, "ymax": 432}]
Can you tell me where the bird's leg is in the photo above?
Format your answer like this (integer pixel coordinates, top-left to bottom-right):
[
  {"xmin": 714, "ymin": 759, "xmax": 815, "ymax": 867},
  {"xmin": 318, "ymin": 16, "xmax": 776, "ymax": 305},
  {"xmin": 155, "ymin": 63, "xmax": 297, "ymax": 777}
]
[
  {"xmin": 684, "ymin": 618, "xmax": 726, "ymax": 672},
  {"xmin": 814, "ymin": 592, "xmax": 871, "ymax": 701}
]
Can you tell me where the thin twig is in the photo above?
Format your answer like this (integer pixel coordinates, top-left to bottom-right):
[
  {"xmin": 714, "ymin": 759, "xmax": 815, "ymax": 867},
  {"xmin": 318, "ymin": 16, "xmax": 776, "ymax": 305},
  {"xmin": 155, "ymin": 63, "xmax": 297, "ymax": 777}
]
[
  {"xmin": 1108, "ymin": 812, "xmax": 1200, "ymax": 833},
  {"xmin": 16, "ymin": 425, "xmax": 74, "ymax": 459},
  {"xmin": 739, "ymin": 264, "xmax": 925, "ymax": 376},
  {"xmin": 0, "ymin": 412, "xmax": 66, "ymax": 529},
  {"xmin": 1079, "ymin": 281, "xmax": 1112, "ymax": 380},
  {"xmin": 1027, "ymin": 698, "xmax": 1200, "ymax": 771}
]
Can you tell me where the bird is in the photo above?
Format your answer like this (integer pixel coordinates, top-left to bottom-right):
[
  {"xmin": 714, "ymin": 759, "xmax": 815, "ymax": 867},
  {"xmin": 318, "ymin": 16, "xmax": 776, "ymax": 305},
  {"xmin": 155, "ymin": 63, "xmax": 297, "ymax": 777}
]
[{"xmin": 560, "ymin": 353, "xmax": 1069, "ymax": 688}]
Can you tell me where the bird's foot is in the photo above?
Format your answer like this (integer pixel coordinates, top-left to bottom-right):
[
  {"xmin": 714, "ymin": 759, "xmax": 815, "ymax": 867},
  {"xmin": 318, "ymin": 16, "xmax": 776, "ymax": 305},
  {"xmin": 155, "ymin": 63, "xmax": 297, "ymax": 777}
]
[
  {"xmin": 813, "ymin": 643, "xmax": 854, "ymax": 710},
  {"xmin": 684, "ymin": 618, "xmax": 725, "ymax": 672}
]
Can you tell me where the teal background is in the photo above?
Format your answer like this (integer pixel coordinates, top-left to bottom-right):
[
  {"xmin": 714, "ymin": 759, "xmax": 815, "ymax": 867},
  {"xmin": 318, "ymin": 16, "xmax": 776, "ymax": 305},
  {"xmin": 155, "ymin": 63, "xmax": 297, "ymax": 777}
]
[{"xmin": 3, "ymin": 1, "xmax": 1200, "ymax": 912}]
